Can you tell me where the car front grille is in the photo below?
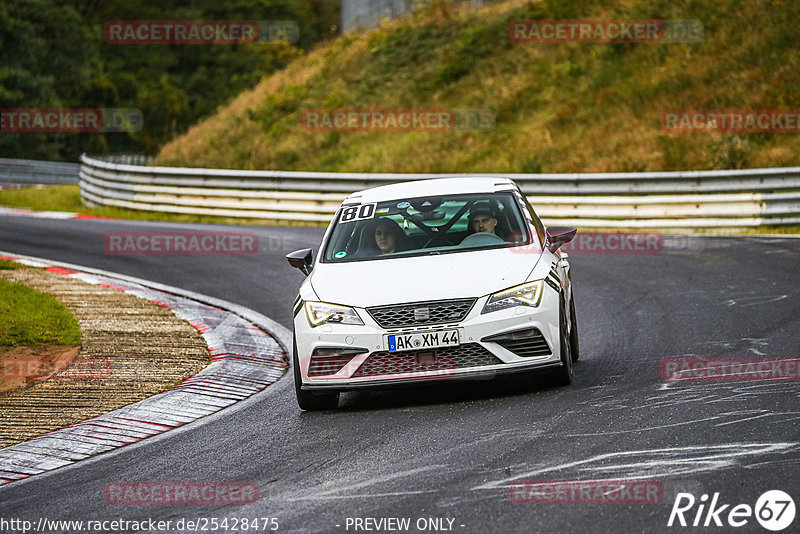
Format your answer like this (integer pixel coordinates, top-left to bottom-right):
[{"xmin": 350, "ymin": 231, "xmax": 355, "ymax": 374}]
[
  {"xmin": 308, "ymin": 355, "xmax": 354, "ymax": 377},
  {"xmin": 366, "ymin": 298, "xmax": 476, "ymax": 329},
  {"xmin": 351, "ymin": 343, "xmax": 502, "ymax": 377},
  {"xmin": 491, "ymin": 328, "xmax": 552, "ymax": 357}
]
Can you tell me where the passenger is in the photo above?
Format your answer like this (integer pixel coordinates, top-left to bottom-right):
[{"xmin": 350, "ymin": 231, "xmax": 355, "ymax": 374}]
[{"xmin": 371, "ymin": 218, "xmax": 406, "ymax": 255}]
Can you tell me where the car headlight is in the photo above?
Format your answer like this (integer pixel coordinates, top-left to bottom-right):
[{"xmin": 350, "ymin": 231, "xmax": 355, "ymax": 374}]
[
  {"xmin": 481, "ymin": 280, "xmax": 544, "ymax": 314},
  {"xmin": 305, "ymin": 301, "xmax": 364, "ymax": 327}
]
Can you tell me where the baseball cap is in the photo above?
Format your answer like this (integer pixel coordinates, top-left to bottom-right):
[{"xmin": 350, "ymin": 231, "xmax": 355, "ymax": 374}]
[{"xmin": 469, "ymin": 202, "xmax": 496, "ymax": 221}]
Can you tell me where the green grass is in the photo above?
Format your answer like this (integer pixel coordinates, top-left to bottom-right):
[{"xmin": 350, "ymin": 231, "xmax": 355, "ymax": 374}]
[
  {"xmin": 0, "ymin": 259, "xmax": 19, "ymax": 270},
  {"xmin": 739, "ymin": 225, "xmax": 800, "ymax": 236},
  {"xmin": 0, "ymin": 185, "xmax": 83, "ymax": 212},
  {"xmin": 0, "ymin": 278, "xmax": 82, "ymax": 346}
]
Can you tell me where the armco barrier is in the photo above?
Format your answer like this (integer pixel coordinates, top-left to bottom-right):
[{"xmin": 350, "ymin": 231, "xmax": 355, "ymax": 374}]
[
  {"xmin": 0, "ymin": 158, "xmax": 81, "ymax": 185},
  {"xmin": 78, "ymin": 154, "xmax": 800, "ymax": 228}
]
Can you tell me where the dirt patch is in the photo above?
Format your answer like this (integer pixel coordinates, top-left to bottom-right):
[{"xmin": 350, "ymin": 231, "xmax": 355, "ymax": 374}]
[
  {"xmin": 0, "ymin": 267, "xmax": 209, "ymax": 448},
  {"xmin": 0, "ymin": 345, "xmax": 82, "ymax": 394}
]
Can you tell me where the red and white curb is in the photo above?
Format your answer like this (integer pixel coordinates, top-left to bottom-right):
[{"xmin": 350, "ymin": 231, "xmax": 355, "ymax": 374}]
[
  {"xmin": 0, "ymin": 206, "xmax": 112, "ymax": 220},
  {"xmin": 0, "ymin": 251, "xmax": 290, "ymax": 487}
]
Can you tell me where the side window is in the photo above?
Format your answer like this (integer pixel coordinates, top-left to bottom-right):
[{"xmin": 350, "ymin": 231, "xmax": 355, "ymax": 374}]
[{"xmin": 337, "ymin": 224, "xmax": 358, "ymax": 258}]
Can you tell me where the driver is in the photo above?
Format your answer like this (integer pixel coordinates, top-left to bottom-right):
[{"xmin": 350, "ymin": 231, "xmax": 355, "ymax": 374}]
[{"xmin": 468, "ymin": 203, "xmax": 498, "ymax": 235}]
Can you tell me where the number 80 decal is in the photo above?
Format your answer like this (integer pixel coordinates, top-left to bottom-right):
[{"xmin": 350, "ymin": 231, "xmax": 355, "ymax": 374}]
[{"xmin": 339, "ymin": 203, "xmax": 377, "ymax": 223}]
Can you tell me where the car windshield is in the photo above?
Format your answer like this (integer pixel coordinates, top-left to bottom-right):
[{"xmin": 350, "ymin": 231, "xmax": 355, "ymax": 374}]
[{"xmin": 321, "ymin": 192, "xmax": 536, "ymax": 263}]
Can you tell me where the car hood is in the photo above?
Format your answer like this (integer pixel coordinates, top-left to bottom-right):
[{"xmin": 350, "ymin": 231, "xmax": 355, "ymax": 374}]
[{"xmin": 309, "ymin": 247, "xmax": 543, "ymax": 307}]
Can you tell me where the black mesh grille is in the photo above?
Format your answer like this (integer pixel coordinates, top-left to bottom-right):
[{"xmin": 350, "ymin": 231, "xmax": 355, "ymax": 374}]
[
  {"xmin": 351, "ymin": 343, "xmax": 501, "ymax": 377},
  {"xmin": 308, "ymin": 355, "xmax": 354, "ymax": 377},
  {"xmin": 367, "ymin": 298, "xmax": 476, "ymax": 329},
  {"xmin": 494, "ymin": 329, "xmax": 551, "ymax": 357}
]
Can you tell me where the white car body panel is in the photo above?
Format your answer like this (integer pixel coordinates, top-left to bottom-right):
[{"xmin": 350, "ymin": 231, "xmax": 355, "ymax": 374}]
[
  {"xmin": 309, "ymin": 247, "xmax": 543, "ymax": 307},
  {"xmin": 345, "ymin": 177, "xmax": 517, "ymax": 204}
]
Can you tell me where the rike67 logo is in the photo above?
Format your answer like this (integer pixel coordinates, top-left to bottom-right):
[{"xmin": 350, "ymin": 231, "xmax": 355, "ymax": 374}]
[{"xmin": 668, "ymin": 490, "xmax": 795, "ymax": 531}]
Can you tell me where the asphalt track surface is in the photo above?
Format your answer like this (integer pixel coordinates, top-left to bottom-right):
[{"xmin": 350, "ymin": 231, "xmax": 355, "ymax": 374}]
[{"xmin": 1, "ymin": 215, "xmax": 799, "ymax": 533}]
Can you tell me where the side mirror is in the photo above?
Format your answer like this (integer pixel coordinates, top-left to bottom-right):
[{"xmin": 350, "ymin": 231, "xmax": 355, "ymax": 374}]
[
  {"xmin": 545, "ymin": 227, "xmax": 577, "ymax": 252},
  {"xmin": 286, "ymin": 248, "xmax": 313, "ymax": 276}
]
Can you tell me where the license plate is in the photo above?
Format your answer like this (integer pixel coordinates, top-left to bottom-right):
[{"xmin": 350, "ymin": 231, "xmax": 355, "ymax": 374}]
[{"xmin": 386, "ymin": 330, "xmax": 459, "ymax": 353}]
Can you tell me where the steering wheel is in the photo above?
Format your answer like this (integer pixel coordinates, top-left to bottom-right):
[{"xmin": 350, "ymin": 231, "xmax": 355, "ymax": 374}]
[{"xmin": 459, "ymin": 232, "xmax": 506, "ymax": 247}]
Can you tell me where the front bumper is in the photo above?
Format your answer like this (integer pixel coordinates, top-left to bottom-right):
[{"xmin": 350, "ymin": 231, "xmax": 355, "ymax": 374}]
[{"xmin": 293, "ymin": 292, "xmax": 562, "ymax": 392}]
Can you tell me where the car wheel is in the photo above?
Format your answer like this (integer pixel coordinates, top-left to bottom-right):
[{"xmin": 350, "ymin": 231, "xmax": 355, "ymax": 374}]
[
  {"xmin": 569, "ymin": 293, "xmax": 580, "ymax": 362},
  {"xmin": 293, "ymin": 337, "xmax": 339, "ymax": 411},
  {"xmin": 552, "ymin": 295, "xmax": 573, "ymax": 386}
]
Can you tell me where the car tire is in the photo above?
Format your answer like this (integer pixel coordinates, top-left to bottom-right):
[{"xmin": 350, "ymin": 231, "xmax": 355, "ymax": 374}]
[
  {"xmin": 569, "ymin": 293, "xmax": 580, "ymax": 362},
  {"xmin": 552, "ymin": 295, "xmax": 574, "ymax": 386},
  {"xmin": 293, "ymin": 337, "xmax": 339, "ymax": 411}
]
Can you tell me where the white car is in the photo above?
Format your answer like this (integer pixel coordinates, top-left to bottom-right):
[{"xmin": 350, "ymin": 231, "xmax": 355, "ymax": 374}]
[{"xmin": 286, "ymin": 177, "xmax": 578, "ymax": 410}]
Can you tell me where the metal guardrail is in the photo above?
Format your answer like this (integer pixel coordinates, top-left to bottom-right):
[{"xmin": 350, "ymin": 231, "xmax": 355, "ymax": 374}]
[
  {"xmin": 79, "ymin": 154, "xmax": 800, "ymax": 228},
  {"xmin": 0, "ymin": 158, "xmax": 80, "ymax": 186},
  {"xmin": 89, "ymin": 154, "xmax": 154, "ymax": 166}
]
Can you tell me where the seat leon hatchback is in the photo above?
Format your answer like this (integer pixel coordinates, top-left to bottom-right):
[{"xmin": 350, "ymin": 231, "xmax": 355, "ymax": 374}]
[{"xmin": 287, "ymin": 177, "xmax": 578, "ymax": 410}]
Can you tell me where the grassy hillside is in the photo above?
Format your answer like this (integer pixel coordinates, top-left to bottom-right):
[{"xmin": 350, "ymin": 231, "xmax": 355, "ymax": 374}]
[{"xmin": 156, "ymin": 0, "xmax": 800, "ymax": 173}]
